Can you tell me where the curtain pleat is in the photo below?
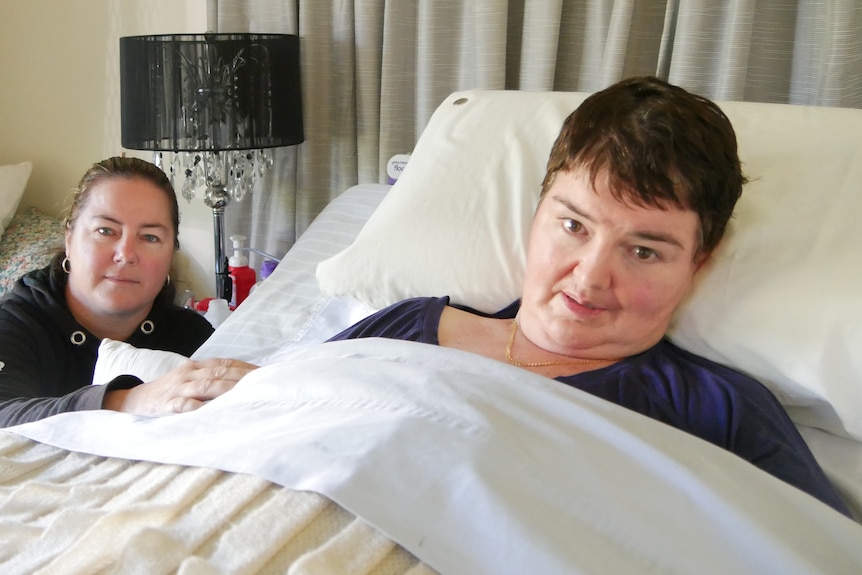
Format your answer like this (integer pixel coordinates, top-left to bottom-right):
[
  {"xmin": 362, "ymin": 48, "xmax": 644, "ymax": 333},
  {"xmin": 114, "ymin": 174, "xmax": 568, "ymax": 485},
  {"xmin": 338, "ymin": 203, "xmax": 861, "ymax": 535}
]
[
  {"xmin": 518, "ymin": 0, "xmax": 564, "ymax": 89},
  {"xmin": 214, "ymin": 0, "xmax": 862, "ymax": 264},
  {"xmin": 791, "ymin": 0, "xmax": 862, "ymax": 106},
  {"xmin": 354, "ymin": 1, "xmax": 385, "ymax": 184}
]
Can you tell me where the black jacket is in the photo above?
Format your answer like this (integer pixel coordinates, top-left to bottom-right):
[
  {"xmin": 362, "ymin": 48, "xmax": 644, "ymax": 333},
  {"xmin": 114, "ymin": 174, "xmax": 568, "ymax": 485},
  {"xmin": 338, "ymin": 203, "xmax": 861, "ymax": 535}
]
[{"xmin": 0, "ymin": 262, "xmax": 213, "ymax": 427}]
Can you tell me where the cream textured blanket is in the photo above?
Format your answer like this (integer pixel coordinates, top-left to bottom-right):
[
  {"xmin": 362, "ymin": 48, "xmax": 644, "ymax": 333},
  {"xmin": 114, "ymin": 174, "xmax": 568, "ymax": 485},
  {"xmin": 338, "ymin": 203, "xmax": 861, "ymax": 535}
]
[{"xmin": 0, "ymin": 431, "xmax": 434, "ymax": 574}]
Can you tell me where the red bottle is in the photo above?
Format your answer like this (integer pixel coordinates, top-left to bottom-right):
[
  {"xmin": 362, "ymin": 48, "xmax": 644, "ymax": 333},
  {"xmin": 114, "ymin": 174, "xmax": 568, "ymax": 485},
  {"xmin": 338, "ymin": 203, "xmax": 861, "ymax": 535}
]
[{"xmin": 228, "ymin": 235, "xmax": 256, "ymax": 308}]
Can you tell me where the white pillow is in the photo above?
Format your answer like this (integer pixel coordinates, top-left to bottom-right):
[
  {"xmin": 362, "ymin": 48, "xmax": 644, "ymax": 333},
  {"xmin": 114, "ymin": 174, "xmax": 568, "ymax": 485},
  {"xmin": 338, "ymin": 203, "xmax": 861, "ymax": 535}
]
[
  {"xmin": 93, "ymin": 339, "xmax": 188, "ymax": 385},
  {"xmin": 0, "ymin": 161, "xmax": 33, "ymax": 239},
  {"xmin": 318, "ymin": 92, "xmax": 589, "ymax": 314},
  {"xmin": 316, "ymin": 89, "xmax": 862, "ymax": 442}
]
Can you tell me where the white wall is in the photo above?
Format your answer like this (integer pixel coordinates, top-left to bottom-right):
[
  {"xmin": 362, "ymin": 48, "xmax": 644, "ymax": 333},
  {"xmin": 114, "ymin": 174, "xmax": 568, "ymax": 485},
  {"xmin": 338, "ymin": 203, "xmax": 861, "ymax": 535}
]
[{"xmin": 0, "ymin": 0, "xmax": 219, "ymax": 299}]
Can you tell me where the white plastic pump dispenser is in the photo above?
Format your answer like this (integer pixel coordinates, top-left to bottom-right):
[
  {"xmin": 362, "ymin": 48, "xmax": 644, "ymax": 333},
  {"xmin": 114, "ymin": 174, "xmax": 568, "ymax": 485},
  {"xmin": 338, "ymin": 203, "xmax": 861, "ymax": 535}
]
[
  {"xmin": 204, "ymin": 298, "xmax": 232, "ymax": 328},
  {"xmin": 229, "ymin": 235, "xmax": 249, "ymax": 268}
]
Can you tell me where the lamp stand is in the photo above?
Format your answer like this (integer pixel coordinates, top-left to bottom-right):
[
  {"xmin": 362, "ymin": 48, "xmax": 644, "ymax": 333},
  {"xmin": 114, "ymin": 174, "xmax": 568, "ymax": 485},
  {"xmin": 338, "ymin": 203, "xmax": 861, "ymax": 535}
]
[
  {"xmin": 120, "ymin": 33, "xmax": 304, "ymax": 302},
  {"xmin": 204, "ymin": 184, "xmax": 232, "ymax": 301}
]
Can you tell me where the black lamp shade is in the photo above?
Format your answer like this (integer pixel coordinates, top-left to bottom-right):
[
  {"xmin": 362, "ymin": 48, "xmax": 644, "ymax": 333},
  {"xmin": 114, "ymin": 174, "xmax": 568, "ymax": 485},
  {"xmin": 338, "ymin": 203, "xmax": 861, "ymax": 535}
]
[{"xmin": 120, "ymin": 34, "xmax": 303, "ymax": 152}]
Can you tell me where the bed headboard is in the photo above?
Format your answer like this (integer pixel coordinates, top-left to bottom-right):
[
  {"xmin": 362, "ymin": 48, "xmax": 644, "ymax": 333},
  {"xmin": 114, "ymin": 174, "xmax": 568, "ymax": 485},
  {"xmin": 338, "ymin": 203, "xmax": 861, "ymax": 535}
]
[{"xmin": 317, "ymin": 89, "xmax": 862, "ymax": 443}]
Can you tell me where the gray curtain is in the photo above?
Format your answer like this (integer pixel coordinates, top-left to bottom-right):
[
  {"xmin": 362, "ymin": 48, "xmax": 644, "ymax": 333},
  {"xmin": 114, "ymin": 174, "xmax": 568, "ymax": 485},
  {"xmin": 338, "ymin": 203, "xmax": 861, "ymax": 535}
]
[{"xmin": 218, "ymin": 0, "xmax": 862, "ymax": 266}]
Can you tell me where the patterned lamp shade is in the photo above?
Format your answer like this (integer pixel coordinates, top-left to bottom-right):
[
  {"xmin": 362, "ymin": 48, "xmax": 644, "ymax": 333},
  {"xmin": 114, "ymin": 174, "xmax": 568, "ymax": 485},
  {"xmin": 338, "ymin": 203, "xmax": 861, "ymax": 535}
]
[
  {"xmin": 120, "ymin": 33, "xmax": 303, "ymax": 152},
  {"xmin": 118, "ymin": 33, "xmax": 304, "ymax": 301}
]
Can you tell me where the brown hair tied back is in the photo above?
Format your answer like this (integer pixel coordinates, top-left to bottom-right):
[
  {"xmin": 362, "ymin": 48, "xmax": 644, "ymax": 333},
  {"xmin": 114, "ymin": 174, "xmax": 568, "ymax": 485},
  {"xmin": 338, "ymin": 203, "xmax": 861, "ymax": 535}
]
[{"xmin": 65, "ymin": 156, "xmax": 181, "ymax": 251}]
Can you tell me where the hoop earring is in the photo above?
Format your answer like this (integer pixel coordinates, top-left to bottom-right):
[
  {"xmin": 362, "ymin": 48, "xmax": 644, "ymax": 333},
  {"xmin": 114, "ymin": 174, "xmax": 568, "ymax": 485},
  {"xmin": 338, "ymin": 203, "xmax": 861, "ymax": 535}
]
[
  {"xmin": 165, "ymin": 274, "xmax": 171, "ymax": 287},
  {"xmin": 61, "ymin": 257, "xmax": 71, "ymax": 274}
]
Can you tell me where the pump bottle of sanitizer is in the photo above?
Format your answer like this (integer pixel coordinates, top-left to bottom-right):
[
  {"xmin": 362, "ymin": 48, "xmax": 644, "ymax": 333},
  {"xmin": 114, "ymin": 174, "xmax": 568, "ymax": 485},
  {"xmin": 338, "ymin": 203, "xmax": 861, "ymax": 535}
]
[{"xmin": 228, "ymin": 235, "xmax": 256, "ymax": 308}]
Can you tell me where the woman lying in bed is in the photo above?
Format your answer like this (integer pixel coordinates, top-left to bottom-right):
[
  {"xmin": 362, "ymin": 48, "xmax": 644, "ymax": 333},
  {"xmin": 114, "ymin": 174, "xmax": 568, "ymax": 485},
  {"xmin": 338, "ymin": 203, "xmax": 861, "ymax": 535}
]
[{"xmin": 329, "ymin": 76, "xmax": 850, "ymax": 516}]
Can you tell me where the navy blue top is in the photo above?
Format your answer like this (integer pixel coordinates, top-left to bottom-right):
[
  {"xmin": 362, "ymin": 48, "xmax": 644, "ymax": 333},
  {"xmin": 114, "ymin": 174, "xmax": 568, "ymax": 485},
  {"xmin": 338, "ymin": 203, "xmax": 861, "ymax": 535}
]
[{"xmin": 329, "ymin": 296, "xmax": 850, "ymax": 516}]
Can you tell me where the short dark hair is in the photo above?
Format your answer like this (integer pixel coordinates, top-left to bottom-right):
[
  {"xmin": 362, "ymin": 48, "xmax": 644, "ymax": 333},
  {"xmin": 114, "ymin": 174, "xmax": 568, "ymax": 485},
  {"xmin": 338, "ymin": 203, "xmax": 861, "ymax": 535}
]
[
  {"xmin": 541, "ymin": 76, "xmax": 746, "ymax": 256},
  {"xmin": 65, "ymin": 156, "xmax": 180, "ymax": 250}
]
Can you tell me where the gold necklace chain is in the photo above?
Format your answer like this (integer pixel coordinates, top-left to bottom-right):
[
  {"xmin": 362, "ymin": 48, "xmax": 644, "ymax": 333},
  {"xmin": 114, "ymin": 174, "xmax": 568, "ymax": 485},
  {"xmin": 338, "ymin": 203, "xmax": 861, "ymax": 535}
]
[{"xmin": 505, "ymin": 320, "xmax": 617, "ymax": 368}]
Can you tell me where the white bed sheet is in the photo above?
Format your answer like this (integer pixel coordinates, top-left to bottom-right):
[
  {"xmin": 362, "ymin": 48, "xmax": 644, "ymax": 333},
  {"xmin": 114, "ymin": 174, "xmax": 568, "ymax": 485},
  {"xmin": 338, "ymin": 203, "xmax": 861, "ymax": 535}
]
[{"xmin": 13, "ymin": 338, "xmax": 862, "ymax": 575}]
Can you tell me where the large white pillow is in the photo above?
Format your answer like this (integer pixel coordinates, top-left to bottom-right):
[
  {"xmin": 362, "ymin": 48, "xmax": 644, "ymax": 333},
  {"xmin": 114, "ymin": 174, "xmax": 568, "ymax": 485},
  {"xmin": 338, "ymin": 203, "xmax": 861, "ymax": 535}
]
[
  {"xmin": 0, "ymin": 161, "xmax": 33, "ymax": 239},
  {"xmin": 93, "ymin": 339, "xmax": 188, "ymax": 385},
  {"xmin": 319, "ymin": 92, "xmax": 588, "ymax": 314},
  {"xmin": 316, "ymin": 89, "xmax": 862, "ymax": 442}
]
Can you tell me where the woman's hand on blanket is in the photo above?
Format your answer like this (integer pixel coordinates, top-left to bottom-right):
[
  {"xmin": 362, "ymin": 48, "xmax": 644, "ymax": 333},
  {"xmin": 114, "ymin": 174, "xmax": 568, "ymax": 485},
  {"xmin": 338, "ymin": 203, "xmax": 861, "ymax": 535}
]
[{"xmin": 102, "ymin": 358, "xmax": 258, "ymax": 414}]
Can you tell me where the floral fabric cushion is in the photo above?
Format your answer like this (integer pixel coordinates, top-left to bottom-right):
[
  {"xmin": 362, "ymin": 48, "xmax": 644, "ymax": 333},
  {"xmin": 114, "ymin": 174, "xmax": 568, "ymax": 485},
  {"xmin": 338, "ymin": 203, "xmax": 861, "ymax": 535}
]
[
  {"xmin": 0, "ymin": 161, "xmax": 32, "ymax": 239},
  {"xmin": 0, "ymin": 207, "xmax": 63, "ymax": 297}
]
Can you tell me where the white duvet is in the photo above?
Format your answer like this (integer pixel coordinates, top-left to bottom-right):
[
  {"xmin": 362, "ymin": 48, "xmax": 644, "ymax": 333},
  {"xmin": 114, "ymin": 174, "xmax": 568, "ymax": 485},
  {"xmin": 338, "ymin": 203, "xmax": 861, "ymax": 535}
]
[{"xmin": 12, "ymin": 338, "xmax": 862, "ymax": 575}]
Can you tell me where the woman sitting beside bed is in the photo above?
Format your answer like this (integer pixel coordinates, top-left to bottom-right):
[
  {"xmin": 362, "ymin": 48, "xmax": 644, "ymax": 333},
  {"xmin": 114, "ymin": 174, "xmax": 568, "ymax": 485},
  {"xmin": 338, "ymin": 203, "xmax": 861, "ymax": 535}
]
[
  {"xmin": 0, "ymin": 157, "xmax": 255, "ymax": 427},
  {"xmin": 329, "ymin": 76, "xmax": 850, "ymax": 516}
]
